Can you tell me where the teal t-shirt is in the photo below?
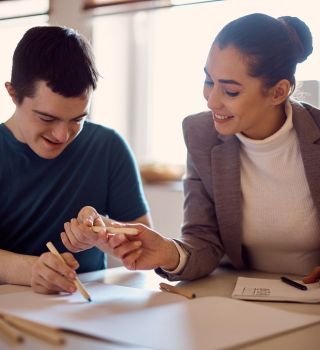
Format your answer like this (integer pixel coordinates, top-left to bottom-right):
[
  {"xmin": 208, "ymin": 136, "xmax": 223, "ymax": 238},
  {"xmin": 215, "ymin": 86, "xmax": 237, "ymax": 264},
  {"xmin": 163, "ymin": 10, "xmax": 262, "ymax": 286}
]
[{"xmin": 0, "ymin": 121, "xmax": 148, "ymax": 272}]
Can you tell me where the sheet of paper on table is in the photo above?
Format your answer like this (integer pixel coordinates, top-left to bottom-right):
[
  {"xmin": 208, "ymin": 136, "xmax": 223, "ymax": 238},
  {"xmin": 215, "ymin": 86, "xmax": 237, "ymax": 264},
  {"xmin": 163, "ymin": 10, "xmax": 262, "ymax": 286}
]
[
  {"xmin": 232, "ymin": 276, "xmax": 320, "ymax": 303},
  {"xmin": 0, "ymin": 281, "xmax": 320, "ymax": 350}
]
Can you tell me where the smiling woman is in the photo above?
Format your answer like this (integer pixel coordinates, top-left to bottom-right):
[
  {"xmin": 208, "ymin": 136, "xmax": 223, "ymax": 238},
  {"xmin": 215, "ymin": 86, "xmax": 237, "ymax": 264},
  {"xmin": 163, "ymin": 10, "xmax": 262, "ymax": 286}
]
[
  {"xmin": 89, "ymin": 12, "xmax": 320, "ymax": 285},
  {"xmin": 91, "ymin": 0, "xmax": 320, "ymax": 166}
]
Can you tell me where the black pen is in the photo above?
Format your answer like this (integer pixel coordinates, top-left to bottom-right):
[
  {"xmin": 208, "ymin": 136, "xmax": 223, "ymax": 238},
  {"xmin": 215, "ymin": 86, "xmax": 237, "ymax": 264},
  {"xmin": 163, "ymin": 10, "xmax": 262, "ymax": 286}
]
[{"xmin": 280, "ymin": 276, "xmax": 308, "ymax": 291}]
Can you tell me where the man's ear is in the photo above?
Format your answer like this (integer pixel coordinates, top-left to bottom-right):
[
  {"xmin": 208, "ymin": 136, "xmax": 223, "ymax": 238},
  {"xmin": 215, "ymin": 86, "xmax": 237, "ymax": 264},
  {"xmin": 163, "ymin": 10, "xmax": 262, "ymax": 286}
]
[
  {"xmin": 270, "ymin": 79, "xmax": 291, "ymax": 105},
  {"xmin": 5, "ymin": 82, "xmax": 18, "ymax": 104}
]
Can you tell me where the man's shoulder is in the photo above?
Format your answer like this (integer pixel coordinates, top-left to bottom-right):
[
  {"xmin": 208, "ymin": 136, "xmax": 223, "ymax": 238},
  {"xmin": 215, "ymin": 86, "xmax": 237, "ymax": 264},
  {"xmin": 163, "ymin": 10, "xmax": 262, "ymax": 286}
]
[
  {"xmin": 83, "ymin": 120, "xmax": 114, "ymax": 134},
  {"xmin": 0, "ymin": 123, "xmax": 10, "ymax": 139},
  {"xmin": 81, "ymin": 121, "xmax": 121, "ymax": 142},
  {"xmin": 78, "ymin": 121, "xmax": 131, "ymax": 156}
]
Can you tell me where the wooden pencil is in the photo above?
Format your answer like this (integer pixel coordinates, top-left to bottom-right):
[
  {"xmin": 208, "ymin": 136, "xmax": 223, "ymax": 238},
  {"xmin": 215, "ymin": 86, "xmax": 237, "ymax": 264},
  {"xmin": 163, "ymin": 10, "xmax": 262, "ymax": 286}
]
[
  {"xmin": 92, "ymin": 226, "xmax": 138, "ymax": 235},
  {"xmin": 46, "ymin": 241, "xmax": 92, "ymax": 302},
  {"xmin": 2, "ymin": 313, "xmax": 64, "ymax": 345},
  {"xmin": 159, "ymin": 282, "xmax": 196, "ymax": 299},
  {"xmin": 0, "ymin": 316, "xmax": 24, "ymax": 344}
]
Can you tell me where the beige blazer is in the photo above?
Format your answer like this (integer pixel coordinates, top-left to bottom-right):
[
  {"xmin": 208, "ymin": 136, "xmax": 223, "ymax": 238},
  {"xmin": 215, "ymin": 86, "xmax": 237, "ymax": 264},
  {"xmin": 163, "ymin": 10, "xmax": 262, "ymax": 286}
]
[{"xmin": 159, "ymin": 100, "xmax": 320, "ymax": 281}]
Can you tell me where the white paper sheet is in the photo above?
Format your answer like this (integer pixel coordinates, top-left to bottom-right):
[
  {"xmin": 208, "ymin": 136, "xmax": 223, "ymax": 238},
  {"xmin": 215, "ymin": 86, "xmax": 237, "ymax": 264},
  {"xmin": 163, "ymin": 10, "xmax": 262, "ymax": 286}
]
[
  {"xmin": 232, "ymin": 276, "xmax": 320, "ymax": 303},
  {"xmin": 0, "ymin": 282, "xmax": 319, "ymax": 350}
]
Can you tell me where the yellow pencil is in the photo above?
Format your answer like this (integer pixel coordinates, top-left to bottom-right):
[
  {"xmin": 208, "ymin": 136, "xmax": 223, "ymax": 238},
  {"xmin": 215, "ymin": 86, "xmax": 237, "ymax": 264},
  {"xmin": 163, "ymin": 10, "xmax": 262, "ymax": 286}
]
[{"xmin": 46, "ymin": 241, "xmax": 92, "ymax": 302}]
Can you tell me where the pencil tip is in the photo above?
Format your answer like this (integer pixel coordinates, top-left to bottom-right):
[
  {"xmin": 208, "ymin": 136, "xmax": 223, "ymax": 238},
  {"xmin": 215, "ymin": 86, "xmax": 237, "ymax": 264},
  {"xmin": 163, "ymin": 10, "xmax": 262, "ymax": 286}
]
[{"xmin": 88, "ymin": 297, "xmax": 92, "ymax": 302}]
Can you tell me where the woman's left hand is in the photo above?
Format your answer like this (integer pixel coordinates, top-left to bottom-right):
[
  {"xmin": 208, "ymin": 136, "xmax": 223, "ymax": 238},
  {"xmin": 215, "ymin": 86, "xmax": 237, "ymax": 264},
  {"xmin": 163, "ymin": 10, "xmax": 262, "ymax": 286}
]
[{"xmin": 302, "ymin": 266, "xmax": 320, "ymax": 283}]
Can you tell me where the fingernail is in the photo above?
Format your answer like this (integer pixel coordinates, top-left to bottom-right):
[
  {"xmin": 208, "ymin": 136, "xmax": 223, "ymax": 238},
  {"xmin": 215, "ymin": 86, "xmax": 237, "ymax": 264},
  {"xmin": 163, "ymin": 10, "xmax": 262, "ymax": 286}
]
[{"xmin": 87, "ymin": 216, "xmax": 95, "ymax": 225}]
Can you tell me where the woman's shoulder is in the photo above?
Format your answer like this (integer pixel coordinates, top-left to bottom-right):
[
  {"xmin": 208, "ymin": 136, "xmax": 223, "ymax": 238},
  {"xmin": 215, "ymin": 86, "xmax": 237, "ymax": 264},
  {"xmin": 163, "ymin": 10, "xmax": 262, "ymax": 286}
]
[
  {"xmin": 182, "ymin": 110, "xmax": 221, "ymax": 149},
  {"xmin": 291, "ymin": 100, "xmax": 320, "ymax": 142},
  {"xmin": 291, "ymin": 99, "xmax": 320, "ymax": 127},
  {"xmin": 182, "ymin": 110, "xmax": 218, "ymax": 138},
  {"xmin": 183, "ymin": 110, "xmax": 213, "ymax": 129}
]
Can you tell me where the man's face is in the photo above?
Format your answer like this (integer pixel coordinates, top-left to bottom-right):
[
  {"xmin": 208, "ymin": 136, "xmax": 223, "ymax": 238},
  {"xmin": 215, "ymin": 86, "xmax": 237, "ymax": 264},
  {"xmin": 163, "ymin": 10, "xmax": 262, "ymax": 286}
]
[{"xmin": 7, "ymin": 81, "xmax": 92, "ymax": 159}]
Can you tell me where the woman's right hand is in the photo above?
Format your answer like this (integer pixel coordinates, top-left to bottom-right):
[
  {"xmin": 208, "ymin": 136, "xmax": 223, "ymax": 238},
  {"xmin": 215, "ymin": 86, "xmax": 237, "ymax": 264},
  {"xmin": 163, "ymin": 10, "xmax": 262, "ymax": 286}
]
[{"xmin": 107, "ymin": 224, "xmax": 180, "ymax": 271}]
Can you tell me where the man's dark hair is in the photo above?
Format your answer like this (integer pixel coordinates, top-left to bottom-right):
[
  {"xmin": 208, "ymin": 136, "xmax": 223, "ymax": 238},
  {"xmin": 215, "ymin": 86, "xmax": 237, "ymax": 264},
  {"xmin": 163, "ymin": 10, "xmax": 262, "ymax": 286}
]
[{"xmin": 11, "ymin": 25, "xmax": 99, "ymax": 104}]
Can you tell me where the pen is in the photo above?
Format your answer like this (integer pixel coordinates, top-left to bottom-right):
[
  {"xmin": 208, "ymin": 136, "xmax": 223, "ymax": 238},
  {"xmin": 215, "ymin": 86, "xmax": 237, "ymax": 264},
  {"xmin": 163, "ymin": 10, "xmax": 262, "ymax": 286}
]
[
  {"xmin": 159, "ymin": 282, "xmax": 196, "ymax": 299},
  {"xmin": 280, "ymin": 276, "xmax": 308, "ymax": 291},
  {"xmin": 46, "ymin": 242, "xmax": 92, "ymax": 302}
]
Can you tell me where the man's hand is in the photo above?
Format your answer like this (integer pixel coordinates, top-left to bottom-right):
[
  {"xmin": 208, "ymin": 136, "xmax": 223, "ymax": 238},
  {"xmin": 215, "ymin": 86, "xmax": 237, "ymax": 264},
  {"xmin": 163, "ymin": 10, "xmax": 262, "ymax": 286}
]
[
  {"xmin": 61, "ymin": 206, "xmax": 109, "ymax": 252},
  {"xmin": 31, "ymin": 252, "xmax": 79, "ymax": 294}
]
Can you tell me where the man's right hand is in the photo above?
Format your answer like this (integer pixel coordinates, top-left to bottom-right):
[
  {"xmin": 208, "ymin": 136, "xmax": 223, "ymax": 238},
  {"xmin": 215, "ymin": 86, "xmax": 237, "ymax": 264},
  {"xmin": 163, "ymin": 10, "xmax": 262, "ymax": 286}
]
[
  {"xmin": 31, "ymin": 251, "xmax": 79, "ymax": 294},
  {"xmin": 61, "ymin": 206, "xmax": 110, "ymax": 253}
]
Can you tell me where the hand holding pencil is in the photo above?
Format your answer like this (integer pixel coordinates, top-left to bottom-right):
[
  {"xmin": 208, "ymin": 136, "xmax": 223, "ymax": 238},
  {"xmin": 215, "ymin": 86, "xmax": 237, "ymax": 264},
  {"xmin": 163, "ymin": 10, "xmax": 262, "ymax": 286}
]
[
  {"xmin": 61, "ymin": 206, "xmax": 111, "ymax": 253},
  {"xmin": 46, "ymin": 242, "xmax": 91, "ymax": 302},
  {"xmin": 61, "ymin": 205, "xmax": 138, "ymax": 254},
  {"xmin": 31, "ymin": 242, "xmax": 81, "ymax": 296}
]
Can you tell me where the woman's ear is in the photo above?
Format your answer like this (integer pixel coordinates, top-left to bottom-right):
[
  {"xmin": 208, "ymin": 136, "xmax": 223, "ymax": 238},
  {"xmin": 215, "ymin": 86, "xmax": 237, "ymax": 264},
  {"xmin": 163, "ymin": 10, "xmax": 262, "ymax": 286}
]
[
  {"xmin": 270, "ymin": 79, "xmax": 291, "ymax": 105},
  {"xmin": 5, "ymin": 82, "xmax": 18, "ymax": 104}
]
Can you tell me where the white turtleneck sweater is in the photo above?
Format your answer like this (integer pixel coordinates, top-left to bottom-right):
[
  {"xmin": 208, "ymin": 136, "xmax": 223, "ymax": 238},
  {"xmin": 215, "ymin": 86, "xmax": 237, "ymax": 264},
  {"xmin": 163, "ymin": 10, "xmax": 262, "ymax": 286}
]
[{"xmin": 236, "ymin": 101, "xmax": 320, "ymax": 275}]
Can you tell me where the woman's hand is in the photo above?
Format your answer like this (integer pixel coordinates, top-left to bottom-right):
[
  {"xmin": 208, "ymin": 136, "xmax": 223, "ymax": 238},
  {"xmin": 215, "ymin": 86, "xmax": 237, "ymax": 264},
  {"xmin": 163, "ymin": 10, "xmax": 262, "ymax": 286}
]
[
  {"xmin": 107, "ymin": 224, "xmax": 180, "ymax": 271},
  {"xmin": 303, "ymin": 266, "xmax": 320, "ymax": 284}
]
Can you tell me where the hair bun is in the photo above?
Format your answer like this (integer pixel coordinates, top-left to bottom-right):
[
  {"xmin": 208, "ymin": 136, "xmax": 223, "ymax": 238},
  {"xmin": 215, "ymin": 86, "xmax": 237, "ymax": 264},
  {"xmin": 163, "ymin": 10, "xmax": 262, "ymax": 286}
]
[{"xmin": 278, "ymin": 16, "xmax": 313, "ymax": 63}]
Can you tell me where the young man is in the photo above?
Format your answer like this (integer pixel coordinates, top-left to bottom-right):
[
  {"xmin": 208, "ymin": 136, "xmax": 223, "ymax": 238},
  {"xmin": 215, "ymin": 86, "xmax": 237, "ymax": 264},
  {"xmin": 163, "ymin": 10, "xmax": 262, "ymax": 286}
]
[{"xmin": 0, "ymin": 26, "xmax": 151, "ymax": 294}]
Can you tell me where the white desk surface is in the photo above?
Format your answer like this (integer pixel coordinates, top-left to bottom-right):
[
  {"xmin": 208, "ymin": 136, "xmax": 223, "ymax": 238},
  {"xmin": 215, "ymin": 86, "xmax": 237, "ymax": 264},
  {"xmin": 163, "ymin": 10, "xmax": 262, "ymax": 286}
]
[{"xmin": 0, "ymin": 266, "xmax": 319, "ymax": 349}]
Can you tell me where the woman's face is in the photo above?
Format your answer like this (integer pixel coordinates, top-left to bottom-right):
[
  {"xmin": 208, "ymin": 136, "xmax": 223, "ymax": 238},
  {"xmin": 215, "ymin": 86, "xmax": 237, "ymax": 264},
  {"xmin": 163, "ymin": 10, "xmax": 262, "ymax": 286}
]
[{"xmin": 203, "ymin": 44, "xmax": 284, "ymax": 140}]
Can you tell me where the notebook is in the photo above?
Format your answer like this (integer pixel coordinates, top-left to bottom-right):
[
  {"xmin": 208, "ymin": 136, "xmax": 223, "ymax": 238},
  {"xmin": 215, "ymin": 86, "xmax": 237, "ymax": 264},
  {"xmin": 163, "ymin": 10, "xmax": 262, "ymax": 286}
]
[{"xmin": 232, "ymin": 276, "xmax": 320, "ymax": 303}]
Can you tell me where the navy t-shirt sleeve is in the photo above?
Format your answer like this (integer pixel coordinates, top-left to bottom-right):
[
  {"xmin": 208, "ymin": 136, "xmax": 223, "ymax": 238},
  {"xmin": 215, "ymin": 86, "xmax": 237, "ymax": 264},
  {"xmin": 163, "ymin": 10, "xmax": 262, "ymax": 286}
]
[{"xmin": 106, "ymin": 130, "xmax": 149, "ymax": 221}]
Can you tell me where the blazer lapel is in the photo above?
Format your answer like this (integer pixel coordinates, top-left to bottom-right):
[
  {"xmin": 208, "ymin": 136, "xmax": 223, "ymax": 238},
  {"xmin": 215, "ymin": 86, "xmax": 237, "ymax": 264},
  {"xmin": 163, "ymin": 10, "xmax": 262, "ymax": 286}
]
[
  {"xmin": 294, "ymin": 104, "xmax": 320, "ymax": 215},
  {"xmin": 211, "ymin": 136, "xmax": 244, "ymax": 267}
]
